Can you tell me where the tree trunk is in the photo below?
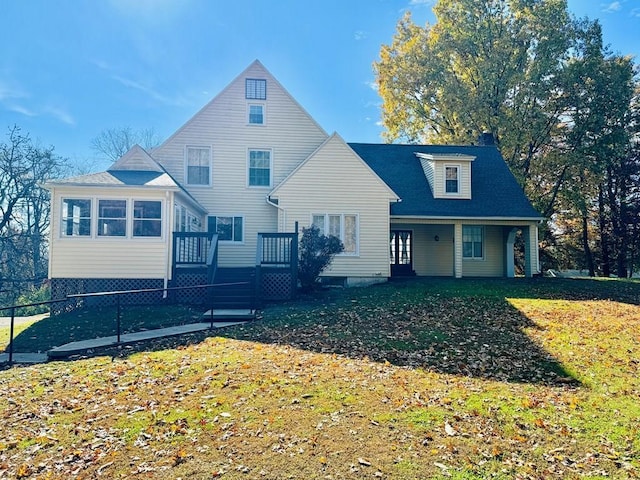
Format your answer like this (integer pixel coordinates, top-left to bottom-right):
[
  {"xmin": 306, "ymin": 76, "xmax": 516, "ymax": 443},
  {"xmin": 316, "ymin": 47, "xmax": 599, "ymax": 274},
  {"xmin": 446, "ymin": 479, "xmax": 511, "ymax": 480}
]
[
  {"xmin": 582, "ymin": 213, "xmax": 595, "ymax": 277},
  {"xmin": 598, "ymin": 185, "xmax": 611, "ymax": 277}
]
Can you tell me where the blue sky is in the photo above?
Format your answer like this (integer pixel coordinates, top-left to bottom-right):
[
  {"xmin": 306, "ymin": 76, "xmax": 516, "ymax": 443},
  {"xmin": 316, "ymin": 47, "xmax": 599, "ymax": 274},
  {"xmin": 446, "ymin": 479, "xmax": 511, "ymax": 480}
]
[{"xmin": 1, "ymin": 0, "xmax": 638, "ymax": 171}]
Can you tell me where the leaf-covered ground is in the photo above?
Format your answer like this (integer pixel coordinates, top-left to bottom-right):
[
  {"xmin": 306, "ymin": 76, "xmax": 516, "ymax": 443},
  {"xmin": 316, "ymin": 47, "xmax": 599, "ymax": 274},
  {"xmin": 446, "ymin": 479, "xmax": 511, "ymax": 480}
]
[{"xmin": 1, "ymin": 277, "xmax": 639, "ymax": 479}]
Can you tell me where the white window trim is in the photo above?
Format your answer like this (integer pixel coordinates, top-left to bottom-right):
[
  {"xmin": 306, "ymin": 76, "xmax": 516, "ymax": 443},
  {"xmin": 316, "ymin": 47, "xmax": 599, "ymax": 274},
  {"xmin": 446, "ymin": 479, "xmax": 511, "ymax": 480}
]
[
  {"xmin": 444, "ymin": 164, "xmax": 461, "ymax": 195},
  {"xmin": 131, "ymin": 198, "xmax": 164, "ymax": 240},
  {"xmin": 185, "ymin": 145, "xmax": 212, "ymax": 187},
  {"xmin": 97, "ymin": 199, "xmax": 128, "ymax": 238},
  {"xmin": 60, "ymin": 197, "xmax": 164, "ymax": 241},
  {"xmin": 247, "ymin": 102, "xmax": 266, "ymax": 126},
  {"xmin": 462, "ymin": 225, "xmax": 484, "ymax": 260},
  {"xmin": 60, "ymin": 197, "xmax": 93, "ymax": 239},
  {"xmin": 310, "ymin": 213, "xmax": 360, "ymax": 257},
  {"xmin": 209, "ymin": 215, "xmax": 245, "ymax": 245},
  {"xmin": 247, "ymin": 148, "xmax": 273, "ymax": 188}
]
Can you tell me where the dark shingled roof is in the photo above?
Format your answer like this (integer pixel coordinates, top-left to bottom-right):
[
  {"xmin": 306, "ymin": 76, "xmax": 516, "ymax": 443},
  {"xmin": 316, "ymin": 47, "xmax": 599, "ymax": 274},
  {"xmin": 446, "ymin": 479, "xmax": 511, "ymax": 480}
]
[{"xmin": 348, "ymin": 143, "xmax": 542, "ymax": 219}]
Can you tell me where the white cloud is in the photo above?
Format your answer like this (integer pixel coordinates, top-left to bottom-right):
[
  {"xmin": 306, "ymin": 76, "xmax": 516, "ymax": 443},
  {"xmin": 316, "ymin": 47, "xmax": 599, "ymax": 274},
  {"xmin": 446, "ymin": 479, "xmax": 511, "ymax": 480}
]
[
  {"xmin": 111, "ymin": 74, "xmax": 189, "ymax": 107},
  {"xmin": 603, "ymin": 1, "xmax": 622, "ymax": 12},
  {"xmin": 0, "ymin": 80, "xmax": 28, "ymax": 102},
  {"xmin": 365, "ymin": 80, "xmax": 379, "ymax": 92},
  {"xmin": 631, "ymin": 7, "xmax": 640, "ymax": 17},
  {"xmin": 44, "ymin": 106, "xmax": 75, "ymax": 126},
  {"xmin": 7, "ymin": 104, "xmax": 37, "ymax": 117},
  {"xmin": 409, "ymin": 0, "xmax": 435, "ymax": 5},
  {"xmin": 354, "ymin": 30, "xmax": 366, "ymax": 41}
]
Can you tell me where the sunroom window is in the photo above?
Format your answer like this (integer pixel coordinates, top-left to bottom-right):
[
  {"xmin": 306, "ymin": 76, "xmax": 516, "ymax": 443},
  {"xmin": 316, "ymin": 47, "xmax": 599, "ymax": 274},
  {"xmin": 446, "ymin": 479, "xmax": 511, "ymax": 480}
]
[
  {"xmin": 98, "ymin": 199, "xmax": 127, "ymax": 237},
  {"xmin": 62, "ymin": 198, "xmax": 91, "ymax": 237},
  {"xmin": 133, "ymin": 201, "xmax": 162, "ymax": 237}
]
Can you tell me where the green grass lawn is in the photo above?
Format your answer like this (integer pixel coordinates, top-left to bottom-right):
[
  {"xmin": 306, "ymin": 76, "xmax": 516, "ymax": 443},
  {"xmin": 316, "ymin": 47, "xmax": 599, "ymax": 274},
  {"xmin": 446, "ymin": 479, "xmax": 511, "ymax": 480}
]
[
  {"xmin": 4, "ymin": 303, "xmax": 204, "ymax": 353},
  {"xmin": 1, "ymin": 277, "xmax": 639, "ymax": 479}
]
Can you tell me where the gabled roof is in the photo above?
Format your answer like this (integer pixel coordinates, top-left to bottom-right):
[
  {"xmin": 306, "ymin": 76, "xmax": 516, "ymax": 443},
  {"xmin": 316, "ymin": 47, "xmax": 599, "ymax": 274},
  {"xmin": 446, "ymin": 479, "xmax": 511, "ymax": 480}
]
[
  {"xmin": 348, "ymin": 143, "xmax": 542, "ymax": 220},
  {"xmin": 270, "ymin": 132, "xmax": 399, "ymax": 201},
  {"xmin": 44, "ymin": 145, "xmax": 207, "ymax": 213}
]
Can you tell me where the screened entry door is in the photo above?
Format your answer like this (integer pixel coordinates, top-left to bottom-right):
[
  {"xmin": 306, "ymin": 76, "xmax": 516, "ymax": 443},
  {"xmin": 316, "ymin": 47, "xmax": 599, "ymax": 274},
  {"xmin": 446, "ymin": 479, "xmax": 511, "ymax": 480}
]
[{"xmin": 390, "ymin": 230, "xmax": 414, "ymax": 276}]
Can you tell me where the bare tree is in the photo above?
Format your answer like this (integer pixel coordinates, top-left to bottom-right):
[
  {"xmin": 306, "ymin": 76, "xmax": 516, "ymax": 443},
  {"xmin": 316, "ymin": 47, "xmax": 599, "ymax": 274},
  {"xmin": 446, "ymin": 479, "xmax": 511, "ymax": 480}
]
[
  {"xmin": 0, "ymin": 126, "xmax": 68, "ymax": 302},
  {"xmin": 91, "ymin": 126, "xmax": 160, "ymax": 161}
]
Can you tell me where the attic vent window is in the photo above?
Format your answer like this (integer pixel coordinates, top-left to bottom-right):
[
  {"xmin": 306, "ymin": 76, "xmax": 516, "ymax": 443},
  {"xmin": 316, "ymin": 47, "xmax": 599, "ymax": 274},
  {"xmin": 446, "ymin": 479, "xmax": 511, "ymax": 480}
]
[{"xmin": 245, "ymin": 78, "xmax": 266, "ymax": 100}]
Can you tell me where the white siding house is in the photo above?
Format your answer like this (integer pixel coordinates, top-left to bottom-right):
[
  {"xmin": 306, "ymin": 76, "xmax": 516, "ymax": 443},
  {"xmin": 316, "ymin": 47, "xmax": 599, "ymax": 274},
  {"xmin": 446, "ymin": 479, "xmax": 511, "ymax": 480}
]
[{"xmin": 45, "ymin": 60, "xmax": 543, "ymax": 305}]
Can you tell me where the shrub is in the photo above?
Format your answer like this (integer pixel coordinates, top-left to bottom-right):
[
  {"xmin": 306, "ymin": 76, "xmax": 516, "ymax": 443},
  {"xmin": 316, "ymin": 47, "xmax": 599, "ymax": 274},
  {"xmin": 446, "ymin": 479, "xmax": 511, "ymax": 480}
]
[
  {"xmin": 14, "ymin": 284, "xmax": 51, "ymax": 316},
  {"xmin": 298, "ymin": 226, "xmax": 344, "ymax": 292}
]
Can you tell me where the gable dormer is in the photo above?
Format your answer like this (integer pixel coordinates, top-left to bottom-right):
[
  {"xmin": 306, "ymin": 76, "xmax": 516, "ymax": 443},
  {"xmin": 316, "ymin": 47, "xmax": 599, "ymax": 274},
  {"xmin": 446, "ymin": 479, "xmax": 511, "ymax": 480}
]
[{"xmin": 415, "ymin": 152, "xmax": 476, "ymax": 200}]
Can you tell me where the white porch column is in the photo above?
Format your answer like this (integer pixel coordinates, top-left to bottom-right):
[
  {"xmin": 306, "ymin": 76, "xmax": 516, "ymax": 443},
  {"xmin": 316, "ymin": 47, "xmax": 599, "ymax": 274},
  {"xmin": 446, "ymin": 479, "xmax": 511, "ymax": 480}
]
[
  {"xmin": 524, "ymin": 224, "xmax": 540, "ymax": 277},
  {"xmin": 506, "ymin": 228, "xmax": 518, "ymax": 278},
  {"xmin": 454, "ymin": 222, "xmax": 463, "ymax": 278}
]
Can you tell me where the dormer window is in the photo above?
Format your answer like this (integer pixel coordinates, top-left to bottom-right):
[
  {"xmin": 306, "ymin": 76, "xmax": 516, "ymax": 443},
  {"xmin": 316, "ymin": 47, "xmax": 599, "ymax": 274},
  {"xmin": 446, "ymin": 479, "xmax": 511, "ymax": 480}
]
[
  {"xmin": 245, "ymin": 79, "xmax": 266, "ymax": 100},
  {"xmin": 445, "ymin": 166, "xmax": 459, "ymax": 193}
]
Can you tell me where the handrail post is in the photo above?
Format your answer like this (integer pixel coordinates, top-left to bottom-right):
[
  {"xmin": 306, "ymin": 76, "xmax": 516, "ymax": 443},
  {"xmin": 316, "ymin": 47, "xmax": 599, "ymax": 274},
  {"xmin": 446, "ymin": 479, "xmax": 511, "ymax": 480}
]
[
  {"xmin": 116, "ymin": 295, "xmax": 121, "ymax": 343},
  {"xmin": 8, "ymin": 306, "xmax": 15, "ymax": 365}
]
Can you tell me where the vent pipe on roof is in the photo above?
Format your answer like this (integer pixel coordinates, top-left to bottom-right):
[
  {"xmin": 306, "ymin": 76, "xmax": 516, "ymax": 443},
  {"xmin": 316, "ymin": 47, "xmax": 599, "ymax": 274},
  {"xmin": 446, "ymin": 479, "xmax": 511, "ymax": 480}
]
[{"xmin": 477, "ymin": 131, "xmax": 495, "ymax": 146}]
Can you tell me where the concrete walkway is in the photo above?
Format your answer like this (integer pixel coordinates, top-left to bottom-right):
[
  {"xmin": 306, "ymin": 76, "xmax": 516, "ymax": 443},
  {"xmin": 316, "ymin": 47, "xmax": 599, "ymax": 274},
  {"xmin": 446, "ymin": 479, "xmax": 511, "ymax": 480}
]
[{"xmin": 1, "ymin": 310, "xmax": 253, "ymax": 365}]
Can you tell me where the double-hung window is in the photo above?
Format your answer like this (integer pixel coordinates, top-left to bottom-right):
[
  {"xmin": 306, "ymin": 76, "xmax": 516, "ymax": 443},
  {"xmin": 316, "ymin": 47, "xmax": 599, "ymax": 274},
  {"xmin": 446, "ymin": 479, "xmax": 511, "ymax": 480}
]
[
  {"xmin": 311, "ymin": 214, "xmax": 358, "ymax": 255},
  {"xmin": 62, "ymin": 199, "xmax": 92, "ymax": 237},
  {"xmin": 445, "ymin": 166, "xmax": 459, "ymax": 193},
  {"xmin": 208, "ymin": 216, "xmax": 243, "ymax": 243},
  {"xmin": 462, "ymin": 226, "xmax": 483, "ymax": 259},
  {"xmin": 248, "ymin": 149, "xmax": 271, "ymax": 187},
  {"xmin": 186, "ymin": 146, "xmax": 211, "ymax": 186},
  {"xmin": 98, "ymin": 200, "xmax": 127, "ymax": 237},
  {"xmin": 248, "ymin": 104, "xmax": 264, "ymax": 125},
  {"xmin": 133, "ymin": 201, "xmax": 162, "ymax": 237}
]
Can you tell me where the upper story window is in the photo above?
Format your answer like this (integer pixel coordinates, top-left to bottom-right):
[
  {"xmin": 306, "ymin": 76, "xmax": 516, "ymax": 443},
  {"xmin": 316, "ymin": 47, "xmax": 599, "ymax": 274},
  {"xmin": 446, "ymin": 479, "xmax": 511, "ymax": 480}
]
[
  {"xmin": 311, "ymin": 213, "xmax": 358, "ymax": 255},
  {"xmin": 62, "ymin": 198, "xmax": 91, "ymax": 237},
  {"xmin": 98, "ymin": 199, "xmax": 127, "ymax": 237},
  {"xmin": 245, "ymin": 78, "xmax": 266, "ymax": 100},
  {"xmin": 248, "ymin": 149, "xmax": 271, "ymax": 187},
  {"xmin": 186, "ymin": 146, "xmax": 211, "ymax": 186},
  {"xmin": 248, "ymin": 104, "xmax": 264, "ymax": 125},
  {"xmin": 445, "ymin": 166, "xmax": 459, "ymax": 193},
  {"xmin": 463, "ymin": 226, "xmax": 483, "ymax": 259},
  {"xmin": 133, "ymin": 201, "xmax": 162, "ymax": 237}
]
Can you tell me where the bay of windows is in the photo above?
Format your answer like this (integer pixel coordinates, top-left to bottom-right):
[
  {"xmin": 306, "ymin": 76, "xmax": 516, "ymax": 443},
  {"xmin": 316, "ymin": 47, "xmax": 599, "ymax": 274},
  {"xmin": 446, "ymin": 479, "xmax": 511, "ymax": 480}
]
[
  {"xmin": 312, "ymin": 214, "xmax": 358, "ymax": 255},
  {"xmin": 61, "ymin": 198, "xmax": 162, "ymax": 238}
]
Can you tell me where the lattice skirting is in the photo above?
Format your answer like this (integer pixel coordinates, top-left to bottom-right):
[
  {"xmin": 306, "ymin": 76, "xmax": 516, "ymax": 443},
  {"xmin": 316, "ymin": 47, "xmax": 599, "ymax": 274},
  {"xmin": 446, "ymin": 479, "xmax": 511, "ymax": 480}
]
[
  {"xmin": 170, "ymin": 273, "xmax": 211, "ymax": 306},
  {"xmin": 50, "ymin": 278, "xmax": 165, "ymax": 315},
  {"xmin": 262, "ymin": 270, "xmax": 294, "ymax": 301}
]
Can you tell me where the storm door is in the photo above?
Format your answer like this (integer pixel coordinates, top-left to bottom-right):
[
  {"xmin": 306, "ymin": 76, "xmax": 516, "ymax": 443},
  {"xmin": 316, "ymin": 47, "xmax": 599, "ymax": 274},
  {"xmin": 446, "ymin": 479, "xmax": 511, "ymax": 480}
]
[{"xmin": 390, "ymin": 230, "xmax": 414, "ymax": 276}]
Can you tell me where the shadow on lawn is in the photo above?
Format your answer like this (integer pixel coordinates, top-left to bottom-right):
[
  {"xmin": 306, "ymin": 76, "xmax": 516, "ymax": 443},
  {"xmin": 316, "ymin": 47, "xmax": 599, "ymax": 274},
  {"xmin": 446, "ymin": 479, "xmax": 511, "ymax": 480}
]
[{"xmin": 217, "ymin": 284, "xmax": 580, "ymax": 386}]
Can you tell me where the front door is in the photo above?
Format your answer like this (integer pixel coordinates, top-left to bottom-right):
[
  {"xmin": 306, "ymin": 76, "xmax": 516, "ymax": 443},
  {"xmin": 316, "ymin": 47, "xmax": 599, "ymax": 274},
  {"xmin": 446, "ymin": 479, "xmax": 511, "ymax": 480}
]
[{"xmin": 390, "ymin": 230, "xmax": 414, "ymax": 276}]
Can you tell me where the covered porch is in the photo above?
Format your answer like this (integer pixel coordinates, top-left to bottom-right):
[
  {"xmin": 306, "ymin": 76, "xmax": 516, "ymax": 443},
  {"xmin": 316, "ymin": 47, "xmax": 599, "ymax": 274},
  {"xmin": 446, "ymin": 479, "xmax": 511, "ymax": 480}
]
[{"xmin": 390, "ymin": 219, "xmax": 540, "ymax": 278}]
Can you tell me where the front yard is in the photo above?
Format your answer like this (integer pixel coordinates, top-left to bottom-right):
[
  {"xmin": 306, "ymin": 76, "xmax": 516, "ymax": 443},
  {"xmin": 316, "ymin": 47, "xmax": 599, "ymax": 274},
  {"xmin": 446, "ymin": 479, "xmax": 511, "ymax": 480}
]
[{"xmin": 1, "ymin": 277, "xmax": 638, "ymax": 479}]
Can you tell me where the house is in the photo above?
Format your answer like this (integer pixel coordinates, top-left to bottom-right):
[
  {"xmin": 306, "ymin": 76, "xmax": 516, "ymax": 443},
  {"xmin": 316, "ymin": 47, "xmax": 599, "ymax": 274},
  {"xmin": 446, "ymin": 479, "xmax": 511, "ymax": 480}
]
[{"xmin": 44, "ymin": 60, "xmax": 542, "ymax": 304}]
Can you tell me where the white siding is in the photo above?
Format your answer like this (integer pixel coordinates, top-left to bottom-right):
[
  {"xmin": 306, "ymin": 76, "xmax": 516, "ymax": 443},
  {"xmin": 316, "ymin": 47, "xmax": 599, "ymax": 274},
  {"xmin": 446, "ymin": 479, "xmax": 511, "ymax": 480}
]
[
  {"xmin": 461, "ymin": 225, "xmax": 505, "ymax": 277},
  {"xmin": 433, "ymin": 162, "xmax": 472, "ymax": 199},
  {"xmin": 273, "ymin": 135, "xmax": 396, "ymax": 279},
  {"xmin": 49, "ymin": 186, "xmax": 172, "ymax": 279},
  {"xmin": 151, "ymin": 61, "xmax": 329, "ymax": 267}
]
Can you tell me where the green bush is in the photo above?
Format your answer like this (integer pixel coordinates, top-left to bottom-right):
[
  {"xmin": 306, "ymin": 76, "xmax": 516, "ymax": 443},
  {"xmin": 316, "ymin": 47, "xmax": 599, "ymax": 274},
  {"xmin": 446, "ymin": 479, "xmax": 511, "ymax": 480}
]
[
  {"xmin": 298, "ymin": 225, "xmax": 344, "ymax": 292},
  {"xmin": 14, "ymin": 284, "xmax": 51, "ymax": 316}
]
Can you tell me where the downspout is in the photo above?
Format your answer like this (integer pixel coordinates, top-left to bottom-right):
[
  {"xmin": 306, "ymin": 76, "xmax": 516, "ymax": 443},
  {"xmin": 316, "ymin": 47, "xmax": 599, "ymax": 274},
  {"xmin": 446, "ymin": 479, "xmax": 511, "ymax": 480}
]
[
  {"xmin": 266, "ymin": 195, "xmax": 286, "ymax": 231},
  {"xmin": 163, "ymin": 190, "xmax": 172, "ymax": 298}
]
